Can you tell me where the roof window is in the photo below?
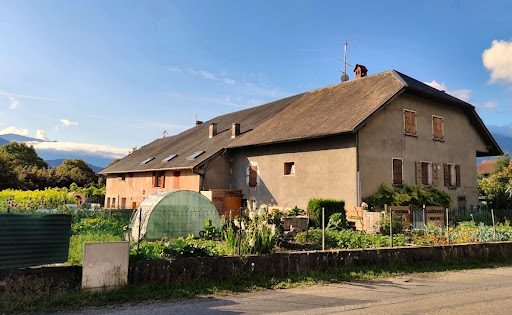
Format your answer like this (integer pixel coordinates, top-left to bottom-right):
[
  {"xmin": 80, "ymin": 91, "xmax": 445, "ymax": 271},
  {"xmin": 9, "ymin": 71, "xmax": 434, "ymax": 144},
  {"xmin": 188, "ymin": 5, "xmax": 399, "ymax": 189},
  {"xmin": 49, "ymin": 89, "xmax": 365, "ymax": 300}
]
[
  {"xmin": 140, "ymin": 157, "xmax": 154, "ymax": 165},
  {"xmin": 187, "ymin": 151, "xmax": 205, "ymax": 160},
  {"xmin": 162, "ymin": 154, "xmax": 178, "ymax": 162}
]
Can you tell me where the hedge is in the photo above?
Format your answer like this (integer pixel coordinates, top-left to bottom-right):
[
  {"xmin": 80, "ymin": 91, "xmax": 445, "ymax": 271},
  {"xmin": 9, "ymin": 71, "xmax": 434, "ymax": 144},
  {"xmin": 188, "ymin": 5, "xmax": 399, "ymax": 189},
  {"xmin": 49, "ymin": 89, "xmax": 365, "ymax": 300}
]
[{"xmin": 307, "ymin": 198, "xmax": 346, "ymax": 228}]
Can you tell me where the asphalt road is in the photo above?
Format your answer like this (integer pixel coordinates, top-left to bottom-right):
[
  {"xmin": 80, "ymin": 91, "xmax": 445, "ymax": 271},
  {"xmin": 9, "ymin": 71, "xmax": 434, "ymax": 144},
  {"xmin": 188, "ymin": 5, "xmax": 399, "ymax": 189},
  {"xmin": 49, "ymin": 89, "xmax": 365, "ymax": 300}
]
[{"xmin": 58, "ymin": 267, "xmax": 512, "ymax": 314}]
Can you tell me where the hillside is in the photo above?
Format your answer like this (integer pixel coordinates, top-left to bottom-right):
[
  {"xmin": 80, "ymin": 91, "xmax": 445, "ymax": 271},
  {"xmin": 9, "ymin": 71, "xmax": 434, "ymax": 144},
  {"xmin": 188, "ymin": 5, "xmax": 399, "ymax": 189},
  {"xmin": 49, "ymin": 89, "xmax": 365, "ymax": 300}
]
[{"xmin": 45, "ymin": 159, "xmax": 103, "ymax": 173}]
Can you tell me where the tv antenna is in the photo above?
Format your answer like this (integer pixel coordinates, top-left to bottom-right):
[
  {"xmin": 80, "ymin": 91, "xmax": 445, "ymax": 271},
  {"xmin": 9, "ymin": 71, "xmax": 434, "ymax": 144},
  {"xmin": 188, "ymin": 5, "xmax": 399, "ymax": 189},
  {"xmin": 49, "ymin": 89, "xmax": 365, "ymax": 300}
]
[
  {"xmin": 338, "ymin": 40, "xmax": 352, "ymax": 82},
  {"xmin": 162, "ymin": 130, "xmax": 168, "ymax": 138}
]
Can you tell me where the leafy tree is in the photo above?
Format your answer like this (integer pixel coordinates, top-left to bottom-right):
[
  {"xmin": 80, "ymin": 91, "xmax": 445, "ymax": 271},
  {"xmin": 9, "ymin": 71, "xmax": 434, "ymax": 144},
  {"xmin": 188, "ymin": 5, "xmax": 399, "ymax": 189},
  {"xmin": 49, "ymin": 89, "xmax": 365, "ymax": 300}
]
[
  {"xmin": 494, "ymin": 153, "xmax": 511, "ymax": 174},
  {"xmin": 55, "ymin": 159, "xmax": 98, "ymax": 187},
  {"xmin": 0, "ymin": 152, "xmax": 19, "ymax": 189},
  {"xmin": 480, "ymin": 160, "xmax": 512, "ymax": 209},
  {"xmin": 364, "ymin": 183, "xmax": 452, "ymax": 208},
  {"xmin": 0, "ymin": 142, "xmax": 48, "ymax": 169}
]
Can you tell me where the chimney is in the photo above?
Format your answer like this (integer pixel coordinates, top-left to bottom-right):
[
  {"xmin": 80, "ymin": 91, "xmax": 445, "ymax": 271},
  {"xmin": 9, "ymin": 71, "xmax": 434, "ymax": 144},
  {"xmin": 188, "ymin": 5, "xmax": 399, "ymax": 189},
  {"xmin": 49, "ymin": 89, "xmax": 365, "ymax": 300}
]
[
  {"xmin": 353, "ymin": 64, "xmax": 368, "ymax": 79},
  {"xmin": 196, "ymin": 120, "xmax": 203, "ymax": 126},
  {"xmin": 209, "ymin": 123, "xmax": 217, "ymax": 138},
  {"xmin": 231, "ymin": 123, "xmax": 241, "ymax": 138}
]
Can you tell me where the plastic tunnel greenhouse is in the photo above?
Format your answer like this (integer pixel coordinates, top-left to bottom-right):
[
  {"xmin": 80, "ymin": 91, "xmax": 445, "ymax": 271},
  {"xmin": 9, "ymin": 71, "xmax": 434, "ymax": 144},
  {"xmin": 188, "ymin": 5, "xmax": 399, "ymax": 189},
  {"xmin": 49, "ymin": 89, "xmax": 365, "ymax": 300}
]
[{"xmin": 129, "ymin": 190, "xmax": 221, "ymax": 241}]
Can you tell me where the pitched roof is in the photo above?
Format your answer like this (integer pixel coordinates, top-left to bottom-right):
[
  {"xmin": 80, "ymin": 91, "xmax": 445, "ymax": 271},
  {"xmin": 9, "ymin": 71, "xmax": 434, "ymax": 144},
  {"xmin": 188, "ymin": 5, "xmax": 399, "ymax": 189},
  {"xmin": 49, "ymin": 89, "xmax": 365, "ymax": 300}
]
[
  {"xmin": 99, "ymin": 70, "xmax": 502, "ymax": 174},
  {"xmin": 477, "ymin": 160, "xmax": 496, "ymax": 175}
]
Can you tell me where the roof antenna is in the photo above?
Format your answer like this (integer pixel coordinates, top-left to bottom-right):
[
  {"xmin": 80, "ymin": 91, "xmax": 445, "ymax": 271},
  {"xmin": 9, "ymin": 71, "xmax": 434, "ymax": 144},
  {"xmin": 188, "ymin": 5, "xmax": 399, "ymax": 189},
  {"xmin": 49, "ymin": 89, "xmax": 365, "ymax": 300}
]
[
  {"xmin": 193, "ymin": 114, "xmax": 198, "ymax": 124},
  {"xmin": 338, "ymin": 40, "xmax": 352, "ymax": 82},
  {"xmin": 162, "ymin": 130, "xmax": 167, "ymax": 138}
]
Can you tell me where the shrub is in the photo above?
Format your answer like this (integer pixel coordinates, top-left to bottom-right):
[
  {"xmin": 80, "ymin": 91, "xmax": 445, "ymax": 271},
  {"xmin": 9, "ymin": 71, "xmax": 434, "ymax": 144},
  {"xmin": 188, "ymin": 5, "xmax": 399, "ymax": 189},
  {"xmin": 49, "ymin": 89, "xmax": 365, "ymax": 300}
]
[
  {"xmin": 364, "ymin": 183, "xmax": 452, "ymax": 209},
  {"xmin": 131, "ymin": 237, "xmax": 219, "ymax": 260},
  {"xmin": 284, "ymin": 206, "xmax": 305, "ymax": 217},
  {"xmin": 307, "ymin": 198, "xmax": 345, "ymax": 228},
  {"xmin": 326, "ymin": 212, "xmax": 348, "ymax": 230},
  {"xmin": 294, "ymin": 228, "xmax": 408, "ymax": 249},
  {"xmin": 378, "ymin": 213, "xmax": 405, "ymax": 235},
  {"xmin": 199, "ymin": 218, "xmax": 222, "ymax": 240}
]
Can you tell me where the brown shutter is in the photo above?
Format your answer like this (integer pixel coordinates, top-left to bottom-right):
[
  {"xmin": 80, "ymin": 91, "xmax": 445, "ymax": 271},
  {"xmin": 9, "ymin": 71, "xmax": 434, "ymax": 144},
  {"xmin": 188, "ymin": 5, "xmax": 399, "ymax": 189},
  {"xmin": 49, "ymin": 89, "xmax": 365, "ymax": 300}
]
[
  {"xmin": 152, "ymin": 171, "xmax": 156, "ymax": 187},
  {"xmin": 249, "ymin": 166, "xmax": 258, "ymax": 187},
  {"xmin": 127, "ymin": 173, "xmax": 133, "ymax": 188},
  {"xmin": 173, "ymin": 171, "xmax": 180, "ymax": 189},
  {"xmin": 433, "ymin": 164, "xmax": 438, "ymax": 186},
  {"xmin": 404, "ymin": 111, "xmax": 411, "ymax": 133},
  {"xmin": 411, "ymin": 111, "xmax": 416, "ymax": 135},
  {"xmin": 455, "ymin": 165, "xmax": 461, "ymax": 187},
  {"xmin": 393, "ymin": 159, "xmax": 402, "ymax": 185},
  {"xmin": 415, "ymin": 161, "xmax": 422, "ymax": 184},
  {"xmin": 161, "ymin": 172, "xmax": 165, "ymax": 188},
  {"xmin": 443, "ymin": 164, "xmax": 449, "ymax": 186},
  {"xmin": 433, "ymin": 117, "xmax": 443, "ymax": 139}
]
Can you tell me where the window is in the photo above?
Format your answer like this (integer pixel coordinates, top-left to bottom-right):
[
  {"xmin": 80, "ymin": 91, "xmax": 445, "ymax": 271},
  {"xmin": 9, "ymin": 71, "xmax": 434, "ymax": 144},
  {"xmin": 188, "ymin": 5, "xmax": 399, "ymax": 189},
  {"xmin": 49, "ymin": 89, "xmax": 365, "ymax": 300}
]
[
  {"xmin": 173, "ymin": 171, "xmax": 181, "ymax": 189},
  {"xmin": 162, "ymin": 154, "xmax": 178, "ymax": 162},
  {"xmin": 248, "ymin": 166, "xmax": 258, "ymax": 187},
  {"xmin": 152, "ymin": 171, "xmax": 166, "ymax": 188},
  {"xmin": 118, "ymin": 173, "xmax": 126, "ymax": 181},
  {"xmin": 433, "ymin": 116, "xmax": 444, "ymax": 140},
  {"xmin": 187, "ymin": 151, "xmax": 205, "ymax": 160},
  {"xmin": 140, "ymin": 157, "xmax": 154, "ymax": 165},
  {"xmin": 284, "ymin": 162, "xmax": 295, "ymax": 175},
  {"xmin": 416, "ymin": 161, "xmax": 436, "ymax": 186},
  {"xmin": 444, "ymin": 163, "xmax": 460, "ymax": 187},
  {"xmin": 106, "ymin": 197, "xmax": 110, "ymax": 208},
  {"xmin": 392, "ymin": 158, "xmax": 403, "ymax": 185},
  {"xmin": 112, "ymin": 198, "xmax": 116, "ymax": 208},
  {"xmin": 121, "ymin": 198, "xmax": 126, "ymax": 209},
  {"xmin": 404, "ymin": 109, "xmax": 417, "ymax": 135}
]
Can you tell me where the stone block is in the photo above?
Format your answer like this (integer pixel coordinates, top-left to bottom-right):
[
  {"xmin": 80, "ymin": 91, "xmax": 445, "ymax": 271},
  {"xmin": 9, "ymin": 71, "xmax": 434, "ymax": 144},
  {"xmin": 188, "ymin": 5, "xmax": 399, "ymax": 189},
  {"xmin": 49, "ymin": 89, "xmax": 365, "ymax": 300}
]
[{"xmin": 82, "ymin": 242, "xmax": 129, "ymax": 290}]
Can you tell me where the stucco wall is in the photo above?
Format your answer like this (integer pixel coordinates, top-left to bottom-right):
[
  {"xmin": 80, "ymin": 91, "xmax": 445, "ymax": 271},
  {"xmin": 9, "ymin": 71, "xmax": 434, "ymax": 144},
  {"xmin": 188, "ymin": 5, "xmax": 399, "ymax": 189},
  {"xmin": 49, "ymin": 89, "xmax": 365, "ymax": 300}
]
[
  {"xmin": 202, "ymin": 152, "xmax": 232, "ymax": 190},
  {"xmin": 105, "ymin": 169, "xmax": 200, "ymax": 208},
  {"xmin": 358, "ymin": 93, "xmax": 488, "ymax": 207},
  {"xmin": 230, "ymin": 135, "xmax": 357, "ymax": 209}
]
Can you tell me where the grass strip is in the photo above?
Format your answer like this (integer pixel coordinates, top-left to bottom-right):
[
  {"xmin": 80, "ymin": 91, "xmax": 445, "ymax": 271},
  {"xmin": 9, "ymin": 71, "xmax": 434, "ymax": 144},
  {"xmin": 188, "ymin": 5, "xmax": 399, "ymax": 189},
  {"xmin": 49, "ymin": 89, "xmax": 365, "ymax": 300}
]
[{"xmin": 2, "ymin": 257, "xmax": 512, "ymax": 314}]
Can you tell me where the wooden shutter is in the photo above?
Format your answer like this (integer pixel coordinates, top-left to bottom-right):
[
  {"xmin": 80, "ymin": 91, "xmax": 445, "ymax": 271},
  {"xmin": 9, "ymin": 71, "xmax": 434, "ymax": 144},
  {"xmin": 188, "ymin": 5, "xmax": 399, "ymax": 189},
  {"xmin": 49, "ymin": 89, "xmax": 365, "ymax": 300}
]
[
  {"xmin": 433, "ymin": 116, "xmax": 443, "ymax": 140},
  {"xmin": 410, "ymin": 111, "xmax": 416, "ymax": 134},
  {"xmin": 393, "ymin": 159, "xmax": 402, "ymax": 185},
  {"xmin": 433, "ymin": 164, "xmax": 438, "ymax": 186},
  {"xmin": 443, "ymin": 164, "xmax": 449, "ymax": 186},
  {"xmin": 127, "ymin": 173, "xmax": 133, "ymax": 188},
  {"xmin": 404, "ymin": 111, "xmax": 411, "ymax": 133},
  {"xmin": 415, "ymin": 161, "xmax": 422, "ymax": 184},
  {"xmin": 249, "ymin": 166, "xmax": 258, "ymax": 187},
  {"xmin": 152, "ymin": 172, "xmax": 156, "ymax": 187},
  {"xmin": 455, "ymin": 165, "xmax": 461, "ymax": 187},
  {"xmin": 173, "ymin": 171, "xmax": 180, "ymax": 189},
  {"xmin": 161, "ymin": 172, "xmax": 165, "ymax": 188}
]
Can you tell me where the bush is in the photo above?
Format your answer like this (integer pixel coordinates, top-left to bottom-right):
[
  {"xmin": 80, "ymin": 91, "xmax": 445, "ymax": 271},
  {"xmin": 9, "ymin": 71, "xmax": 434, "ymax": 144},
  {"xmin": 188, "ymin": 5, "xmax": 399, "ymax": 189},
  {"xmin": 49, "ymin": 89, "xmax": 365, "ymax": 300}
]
[
  {"xmin": 307, "ymin": 198, "xmax": 346, "ymax": 228},
  {"xmin": 378, "ymin": 213, "xmax": 405, "ymax": 235},
  {"xmin": 326, "ymin": 212, "xmax": 348, "ymax": 230},
  {"xmin": 294, "ymin": 228, "xmax": 408, "ymax": 249},
  {"xmin": 131, "ymin": 237, "xmax": 220, "ymax": 260},
  {"xmin": 364, "ymin": 183, "xmax": 452, "ymax": 209}
]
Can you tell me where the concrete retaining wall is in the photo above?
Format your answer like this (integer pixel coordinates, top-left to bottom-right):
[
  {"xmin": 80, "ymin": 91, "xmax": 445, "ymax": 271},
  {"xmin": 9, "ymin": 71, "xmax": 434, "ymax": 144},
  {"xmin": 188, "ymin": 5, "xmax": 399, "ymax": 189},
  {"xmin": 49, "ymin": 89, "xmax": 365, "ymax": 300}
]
[{"xmin": 2, "ymin": 242, "xmax": 512, "ymax": 292}]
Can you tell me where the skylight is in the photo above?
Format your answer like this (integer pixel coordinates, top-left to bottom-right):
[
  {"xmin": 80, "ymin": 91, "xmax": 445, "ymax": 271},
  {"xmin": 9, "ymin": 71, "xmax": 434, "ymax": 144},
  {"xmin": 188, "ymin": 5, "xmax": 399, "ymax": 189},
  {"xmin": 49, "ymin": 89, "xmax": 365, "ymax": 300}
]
[
  {"xmin": 140, "ymin": 157, "xmax": 154, "ymax": 165},
  {"xmin": 162, "ymin": 154, "xmax": 178, "ymax": 162},
  {"xmin": 187, "ymin": 151, "xmax": 205, "ymax": 160}
]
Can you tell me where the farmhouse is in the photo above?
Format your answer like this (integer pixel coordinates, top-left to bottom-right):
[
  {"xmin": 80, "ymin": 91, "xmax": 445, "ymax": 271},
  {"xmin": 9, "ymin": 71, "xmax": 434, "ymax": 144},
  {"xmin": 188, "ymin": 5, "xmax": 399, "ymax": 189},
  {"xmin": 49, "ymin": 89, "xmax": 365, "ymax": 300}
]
[{"xmin": 99, "ymin": 67, "xmax": 502, "ymax": 211}]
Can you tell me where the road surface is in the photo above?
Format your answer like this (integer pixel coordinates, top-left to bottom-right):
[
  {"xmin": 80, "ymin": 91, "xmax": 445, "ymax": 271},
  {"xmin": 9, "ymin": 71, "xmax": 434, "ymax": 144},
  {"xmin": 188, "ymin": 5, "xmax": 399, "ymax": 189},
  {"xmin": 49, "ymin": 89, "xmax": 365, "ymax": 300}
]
[{"xmin": 59, "ymin": 267, "xmax": 512, "ymax": 314}]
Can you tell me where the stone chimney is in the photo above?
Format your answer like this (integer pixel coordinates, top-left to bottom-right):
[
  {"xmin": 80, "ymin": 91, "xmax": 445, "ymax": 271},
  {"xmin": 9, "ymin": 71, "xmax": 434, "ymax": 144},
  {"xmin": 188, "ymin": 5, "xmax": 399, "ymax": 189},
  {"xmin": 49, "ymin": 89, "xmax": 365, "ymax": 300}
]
[
  {"xmin": 231, "ymin": 123, "xmax": 241, "ymax": 138},
  {"xmin": 353, "ymin": 64, "xmax": 368, "ymax": 79},
  {"xmin": 196, "ymin": 120, "xmax": 203, "ymax": 126},
  {"xmin": 209, "ymin": 123, "xmax": 217, "ymax": 138}
]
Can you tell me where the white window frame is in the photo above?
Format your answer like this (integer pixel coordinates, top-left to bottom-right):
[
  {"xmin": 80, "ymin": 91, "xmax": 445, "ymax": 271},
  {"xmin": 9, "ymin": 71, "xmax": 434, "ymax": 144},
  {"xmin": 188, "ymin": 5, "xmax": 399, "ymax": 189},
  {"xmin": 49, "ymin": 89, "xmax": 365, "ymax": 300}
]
[
  {"xmin": 421, "ymin": 161, "xmax": 433, "ymax": 186},
  {"xmin": 447, "ymin": 163, "xmax": 457, "ymax": 187},
  {"xmin": 284, "ymin": 162, "xmax": 295, "ymax": 176}
]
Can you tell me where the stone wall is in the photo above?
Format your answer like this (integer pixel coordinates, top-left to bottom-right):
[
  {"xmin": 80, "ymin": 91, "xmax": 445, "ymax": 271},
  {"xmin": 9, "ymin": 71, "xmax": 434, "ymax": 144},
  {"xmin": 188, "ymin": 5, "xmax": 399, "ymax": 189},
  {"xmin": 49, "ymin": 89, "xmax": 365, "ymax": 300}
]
[{"xmin": 2, "ymin": 242, "xmax": 512, "ymax": 292}]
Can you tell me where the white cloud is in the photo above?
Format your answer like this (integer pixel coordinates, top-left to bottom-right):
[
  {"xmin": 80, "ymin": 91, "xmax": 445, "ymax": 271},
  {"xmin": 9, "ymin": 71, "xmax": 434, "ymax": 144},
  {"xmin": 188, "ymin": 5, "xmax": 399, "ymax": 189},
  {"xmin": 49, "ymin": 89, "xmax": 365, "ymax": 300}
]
[
  {"xmin": 424, "ymin": 80, "xmax": 472, "ymax": 102},
  {"xmin": 0, "ymin": 90, "xmax": 57, "ymax": 101},
  {"xmin": 60, "ymin": 119, "xmax": 79, "ymax": 127},
  {"xmin": 0, "ymin": 126, "xmax": 29, "ymax": 136},
  {"xmin": 29, "ymin": 141, "xmax": 130, "ymax": 159},
  {"xmin": 167, "ymin": 66, "xmax": 183, "ymax": 73},
  {"xmin": 483, "ymin": 101, "xmax": 498, "ymax": 109},
  {"xmin": 35, "ymin": 129, "xmax": 48, "ymax": 140},
  {"xmin": 482, "ymin": 39, "xmax": 512, "ymax": 84},
  {"xmin": 8, "ymin": 96, "xmax": 20, "ymax": 110},
  {"xmin": 184, "ymin": 68, "xmax": 237, "ymax": 85}
]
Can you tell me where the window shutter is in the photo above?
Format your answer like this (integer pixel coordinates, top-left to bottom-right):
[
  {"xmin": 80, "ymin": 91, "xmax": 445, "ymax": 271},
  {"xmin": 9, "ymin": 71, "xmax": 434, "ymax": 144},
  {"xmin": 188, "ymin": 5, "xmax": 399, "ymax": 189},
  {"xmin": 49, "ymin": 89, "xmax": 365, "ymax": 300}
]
[
  {"xmin": 433, "ymin": 117, "xmax": 443, "ymax": 139},
  {"xmin": 161, "ymin": 173, "xmax": 165, "ymax": 188},
  {"xmin": 173, "ymin": 171, "xmax": 180, "ymax": 189},
  {"xmin": 443, "ymin": 164, "xmax": 449, "ymax": 186},
  {"xmin": 393, "ymin": 159, "xmax": 402, "ymax": 185},
  {"xmin": 152, "ymin": 172, "xmax": 156, "ymax": 187},
  {"xmin": 411, "ymin": 112, "xmax": 416, "ymax": 134},
  {"xmin": 249, "ymin": 166, "xmax": 258, "ymax": 187},
  {"xmin": 433, "ymin": 164, "xmax": 438, "ymax": 186},
  {"xmin": 415, "ymin": 161, "xmax": 422, "ymax": 184},
  {"xmin": 404, "ymin": 111, "xmax": 411, "ymax": 133},
  {"xmin": 455, "ymin": 165, "xmax": 461, "ymax": 187}
]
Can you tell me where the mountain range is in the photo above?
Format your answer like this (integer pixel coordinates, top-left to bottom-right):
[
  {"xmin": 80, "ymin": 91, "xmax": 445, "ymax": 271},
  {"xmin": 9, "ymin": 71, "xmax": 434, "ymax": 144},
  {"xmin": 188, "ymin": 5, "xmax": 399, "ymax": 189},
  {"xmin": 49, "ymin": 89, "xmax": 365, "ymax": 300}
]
[{"xmin": 1, "ymin": 127, "xmax": 512, "ymax": 171}]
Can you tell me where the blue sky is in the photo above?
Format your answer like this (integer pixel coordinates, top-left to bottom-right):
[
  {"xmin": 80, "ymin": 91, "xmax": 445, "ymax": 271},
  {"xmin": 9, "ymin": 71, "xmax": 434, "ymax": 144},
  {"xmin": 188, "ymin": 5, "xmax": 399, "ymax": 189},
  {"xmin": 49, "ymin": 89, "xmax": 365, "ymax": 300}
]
[{"xmin": 1, "ymin": 1, "xmax": 512, "ymax": 159}]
